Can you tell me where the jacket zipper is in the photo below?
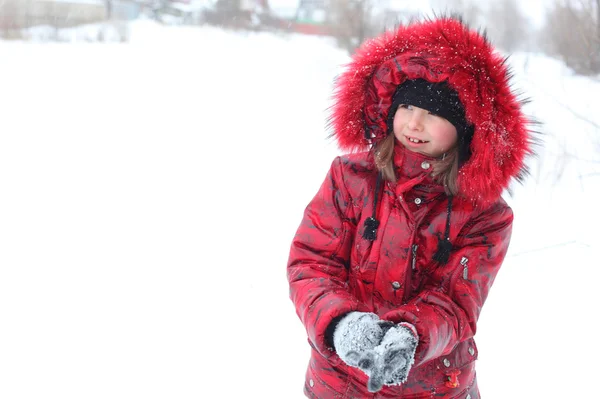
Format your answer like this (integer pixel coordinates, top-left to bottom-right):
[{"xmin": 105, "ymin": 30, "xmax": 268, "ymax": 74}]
[
  {"xmin": 411, "ymin": 244, "xmax": 418, "ymax": 270},
  {"xmin": 402, "ymin": 243, "xmax": 419, "ymax": 303},
  {"xmin": 460, "ymin": 256, "xmax": 469, "ymax": 280}
]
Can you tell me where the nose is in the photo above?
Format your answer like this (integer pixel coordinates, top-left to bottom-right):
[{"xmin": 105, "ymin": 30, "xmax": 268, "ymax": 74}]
[{"xmin": 407, "ymin": 109, "xmax": 426, "ymax": 131}]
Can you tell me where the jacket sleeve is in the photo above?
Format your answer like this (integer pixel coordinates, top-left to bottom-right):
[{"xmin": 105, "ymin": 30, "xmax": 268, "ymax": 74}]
[
  {"xmin": 287, "ymin": 157, "xmax": 368, "ymax": 361},
  {"xmin": 382, "ymin": 201, "xmax": 513, "ymax": 366}
]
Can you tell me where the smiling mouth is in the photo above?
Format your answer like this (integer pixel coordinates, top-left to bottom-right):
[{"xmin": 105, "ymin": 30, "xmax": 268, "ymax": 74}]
[{"xmin": 405, "ymin": 135, "xmax": 429, "ymax": 144}]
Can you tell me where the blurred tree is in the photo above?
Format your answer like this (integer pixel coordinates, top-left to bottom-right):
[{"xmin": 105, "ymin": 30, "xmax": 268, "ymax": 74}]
[
  {"xmin": 430, "ymin": 0, "xmax": 484, "ymax": 27},
  {"xmin": 216, "ymin": 0, "xmax": 241, "ymax": 13},
  {"xmin": 204, "ymin": 0, "xmax": 250, "ymax": 28},
  {"xmin": 106, "ymin": 0, "xmax": 113, "ymax": 20},
  {"xmin": 540, "ymin": 0, "xmax": 600, "ymax": 75},
  {"xmin": 485, "ymin": 0, "xmax": 529, "ymax": 52},
  {"xmin": 326, "ymin": 0, "xmax": 379, "ymax": 53}
]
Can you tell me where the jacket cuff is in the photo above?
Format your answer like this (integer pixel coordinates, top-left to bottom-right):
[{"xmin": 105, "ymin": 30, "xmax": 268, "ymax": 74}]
[{"xmin": 325, "ymin": 313, "xmax": 348, "ymax": 349}]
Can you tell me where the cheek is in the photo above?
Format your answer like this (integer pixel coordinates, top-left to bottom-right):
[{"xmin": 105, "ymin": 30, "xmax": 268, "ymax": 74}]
[
  {"xmin": 442, "ymin": 132, "xmax": 458, "ymax": 148},
  {"xmin": 392, "ymin": 114, "xmax": 405, "ymax": 137},
  {"xmin": 432, "ymin": 124, "xmax": 458, "ymax": 148}
]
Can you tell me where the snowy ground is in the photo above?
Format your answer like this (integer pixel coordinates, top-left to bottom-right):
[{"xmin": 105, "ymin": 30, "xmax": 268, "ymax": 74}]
[{"xmin": 1, "ymin": 20, "xmax": 599, "ymax": 398}]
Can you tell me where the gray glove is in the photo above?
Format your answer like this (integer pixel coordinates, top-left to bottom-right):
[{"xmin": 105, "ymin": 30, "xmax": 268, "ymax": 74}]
[
  {"xmin": 332, "ymin": 312, "xmax": 393, "ymax": 368},
  {"xmin": 357, "ymin": 323, "xmax": 419, "ymax": 393}
]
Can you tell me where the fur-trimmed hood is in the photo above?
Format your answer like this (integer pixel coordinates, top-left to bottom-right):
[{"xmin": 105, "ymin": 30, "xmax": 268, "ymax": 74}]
[{"xmin": 329, "ymin": 16, "xmax": 534, "ymax": 204}]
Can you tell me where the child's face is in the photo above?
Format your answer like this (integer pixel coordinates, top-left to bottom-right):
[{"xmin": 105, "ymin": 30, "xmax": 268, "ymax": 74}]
[{"xmin": 392, "ymin": 104, "xmax": 458, "ymax": 157}]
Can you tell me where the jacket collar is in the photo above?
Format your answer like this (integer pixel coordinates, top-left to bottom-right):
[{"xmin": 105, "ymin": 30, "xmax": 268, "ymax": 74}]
[{"xmin": 394, "ymin": 140, "xmax": 438, "ymax": 182}]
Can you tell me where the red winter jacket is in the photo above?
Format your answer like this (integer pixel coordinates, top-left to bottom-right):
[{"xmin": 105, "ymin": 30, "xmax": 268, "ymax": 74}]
[{"xmin": 287, "ymin": 17, "xmax": 532, "ymax": 399}]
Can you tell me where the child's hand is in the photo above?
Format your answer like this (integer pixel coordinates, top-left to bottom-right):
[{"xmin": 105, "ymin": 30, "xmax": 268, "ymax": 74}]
[
  {"xmin": 357, "ymin": 323, "xmax": 419, "ymax": 393},
  {"xmin": 332, "ymin": 312, "xmax": 393, "ymax": 369}
]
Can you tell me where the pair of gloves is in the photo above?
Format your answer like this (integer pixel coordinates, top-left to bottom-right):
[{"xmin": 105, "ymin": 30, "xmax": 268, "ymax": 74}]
[{"xmin": 332, "ymin": 312, "xmax": 418, "ymax": 393}]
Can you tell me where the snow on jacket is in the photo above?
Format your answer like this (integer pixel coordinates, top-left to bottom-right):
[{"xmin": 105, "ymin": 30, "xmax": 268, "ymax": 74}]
[{"xmin": 288, "ymin": 17, "xmax": 533, "ymax": 399}]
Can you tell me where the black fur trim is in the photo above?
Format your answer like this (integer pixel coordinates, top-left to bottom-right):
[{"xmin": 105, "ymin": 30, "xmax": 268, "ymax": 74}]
[{"xmin": 362, "ymin": 217, "xmax": 380, "ymax": 241}]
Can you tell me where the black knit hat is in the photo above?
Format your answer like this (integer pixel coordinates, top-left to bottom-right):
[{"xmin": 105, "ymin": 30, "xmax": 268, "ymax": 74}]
[{"xmin": 386, "ymin": 78, "xmax": 474, "ymax": 166}]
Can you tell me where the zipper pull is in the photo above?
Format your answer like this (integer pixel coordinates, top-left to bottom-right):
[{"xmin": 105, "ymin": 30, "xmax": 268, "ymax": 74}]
[
  {"xmin": 460, "ymin": 256, "xmax": 469, "ymax": 279},
  {"xmin": 445, "ymin": 369, "xmax": 461, "ymax": 388},
  {"xmin": 412, "ymin": 244, "xmax": 418, "ymax": 270}
]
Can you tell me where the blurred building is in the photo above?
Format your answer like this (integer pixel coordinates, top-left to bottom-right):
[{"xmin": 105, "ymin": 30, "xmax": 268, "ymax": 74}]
[
  {"xmin": 266, "ymin": 0, "xmax": 431, "ymax": 36},
  {"xmin": 0, "ymin": 0, "xmax": 142, "ymax": 31},
  {"xmin": 275, "ymin": 0, "xmax": 328, "ymax": 35}
]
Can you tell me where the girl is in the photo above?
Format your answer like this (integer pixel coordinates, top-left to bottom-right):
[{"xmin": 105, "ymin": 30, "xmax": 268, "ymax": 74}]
[{"xmin": 287, "ymin": 16, "xmax": 533, "ymax": 398}]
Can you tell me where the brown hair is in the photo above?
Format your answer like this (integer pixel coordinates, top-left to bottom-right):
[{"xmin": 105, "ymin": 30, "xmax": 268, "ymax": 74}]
[{"xmin": 373, "ymin": 134, "xmax": 460, "ymax": 196}]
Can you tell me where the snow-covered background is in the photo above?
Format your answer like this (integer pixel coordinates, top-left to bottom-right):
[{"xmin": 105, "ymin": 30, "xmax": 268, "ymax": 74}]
[{"xmin": 1, "ymin": 18, "xmax": 599, "ymax": 398}]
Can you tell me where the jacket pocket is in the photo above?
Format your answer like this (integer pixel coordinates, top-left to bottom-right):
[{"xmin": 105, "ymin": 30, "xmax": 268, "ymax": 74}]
[
  {"xmin": 386, "ymin": 341, "xmax": 478, "ymax": 398},
  {"xmin": 332, "ymin": 220, "xmax": 355, "ymax": 270}
]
